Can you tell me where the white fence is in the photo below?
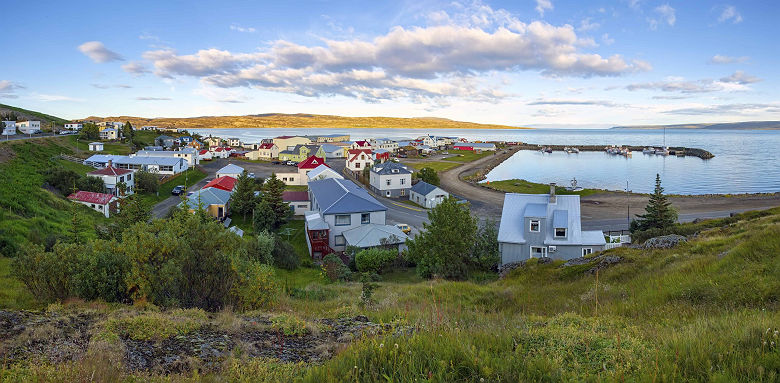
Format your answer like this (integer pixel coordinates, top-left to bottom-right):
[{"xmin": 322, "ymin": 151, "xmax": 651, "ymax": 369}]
[{"xmin": 604, "ymin": 234, "xmax": 631, "ymax": 250}]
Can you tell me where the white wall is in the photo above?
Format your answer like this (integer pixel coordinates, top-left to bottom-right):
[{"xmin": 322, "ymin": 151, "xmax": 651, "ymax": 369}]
[{"xmin": 324, "ymin": 210, "xmax": 386, "ymax": 251}]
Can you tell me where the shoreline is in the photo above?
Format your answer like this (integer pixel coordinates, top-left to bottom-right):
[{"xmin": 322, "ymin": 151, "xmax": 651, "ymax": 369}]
[{"xmin": 513, "ymin": 143, "xmax": 714, "ymax": 159}]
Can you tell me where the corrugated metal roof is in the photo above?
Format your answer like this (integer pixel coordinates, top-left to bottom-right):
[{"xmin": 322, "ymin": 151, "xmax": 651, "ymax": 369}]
[
  {"xmin": 410, "ymin": 181, "xmax": 442, "ymax": 196},
  {"xmin": 553, "ymin": 210, "xmax": 568, "ymax": 229},
  {"xmin": 181, "ymin": 188, "xmax": 232, "ymax": 209},
  {"xmin": 304, "ymin": 211, "xmax": 329, "ymax": 230},
  {"xmin": 524, "ymin": 203, "xmax": 547, "ymax": 218},
  {"xmin": 308, "ymin": 178, "xmax": 386, "ymax": 215},
  {"xmin": 371, "ymin": 161, "xmax": 412, "ymax": 175},
  {"xmin": 84, "ymin": 154, "xmax": 183, "ymax": 166},
  {"xmin": 217, "ymin": 164, "xmax": 245, "ymax": 175},
  {"xmin": 342, "ymin": 224, "xmax": 408, "ymax": 248},
  {"xmin": 581, "ymin": 230, "xmax": 607, "ymax": 246},
  {"xmin": 498, "ymin": 193, "xmax": 586, "ymax": 246},
  {"xmin": 68, "ymin": 191, "xmax": 115, "ymax": 205},
  {"xmin": 307, "ymin": 164, "xmax": 344, "ymax": 180},
  {"xmin": 283, "ymin": 191, "xmax": 309, "ymax": 202},
  {"xmin": 88, "ymin": 166, "xmax": 133, "ymax": 176}
]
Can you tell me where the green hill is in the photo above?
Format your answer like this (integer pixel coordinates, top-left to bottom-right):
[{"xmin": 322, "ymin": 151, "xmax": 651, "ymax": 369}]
[{"xmin": 0, "ymin": 103, "xmax": 69, "ymax": 126}]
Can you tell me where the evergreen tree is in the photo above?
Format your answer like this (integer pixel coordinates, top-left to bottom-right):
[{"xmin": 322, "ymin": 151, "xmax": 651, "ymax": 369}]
[
  {"xmin": 229, "ymin": 171, "xmax": 260, "ymax": 219},
  {"xmin": 115, "ymin": 194, "xmax": 151, "ymax": 230},
  {"xmin": 261, "ymin": 173, "xmax": 289, "ymax": 228},
  {"xmin": 253, "ymin": 199, "xmax": 276, "ymax": 233},
  {"xmin": 122, "ymin": 121, "xmax": 134, "ymax": 141},
  {"xmin": 634, "ymin": 174, "xmax": 677, "ymax": 232},
  {"xmin": 80, "ymin": 123, "xmax": 100, "ymax": 140},
  {"xmin": 416, "ymin": 167, "xmax": 440, "ymax": 186}
]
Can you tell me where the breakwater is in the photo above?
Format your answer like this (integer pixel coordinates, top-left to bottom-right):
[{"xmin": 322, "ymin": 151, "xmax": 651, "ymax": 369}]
[{"xmin": 512, "ymin": 143, "xmax": 714, "ymax": 159}]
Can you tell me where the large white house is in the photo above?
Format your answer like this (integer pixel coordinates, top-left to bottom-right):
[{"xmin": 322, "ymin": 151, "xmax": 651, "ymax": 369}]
[
  {"xmin": 369, "ymin": 161, "xmax": 412, "ymax": 198},
  {"xmin": 216, "ymin": 164, "xmax": 245, "ymax": 179},
  {"xmin": 16, "ymin": 121, "xmax": 41, "ymax": 134},
  {"xmin": 132, "ymin": 147, "xmax": 200, "ymax": 166},
  {"xmin": 84, "ymin": 154, "xmax": 189, "ymax": 175},
  {"xmin": 87, "ymin": 165, "xmax": 136, "ymax": 197},
  {"xmin": 497, "ymin": 186, "xmax": 606, "ymax": 264},
  {"xmin": 99, "ymin": 127, "xmax": 119, "ymax": 140},
  {"xmin": 64, "ymin": 123, "xmax": 83, "ymax": 131},
  {"xmin": 346, "ymin": 149, "xmax": 374, "ymax": 173}
]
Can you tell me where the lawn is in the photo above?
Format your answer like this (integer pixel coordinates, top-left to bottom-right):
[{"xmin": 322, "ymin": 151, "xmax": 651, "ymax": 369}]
[
  {"xmin": 64, "ymin": 135, "xmax": 132, "ymax": 155},
  {"xmin": 443, "ymin": 149, "xmax": 492, "ymax": 162},
  {"xmin": 404, "ymin": 160, "xmax": 460, "ymax": 173},
  {"xmin": 138, "ymin": 168, "xmax": 208, "ymax": 205},
  {"xmin": 285, "ymin": 185, "xmax": 309, "ymax": 191},
  {"xmin": 0, "ymin": 257, "xmax": 41, "ymax": 310},
  {"xmin": 55, "ymin": 159, "xmax": 96, "ymax": 175},
  {"xmin": 278, "ymin": 219, "xmax": 309, "ymax": 263},
  {"xmin": 483, "ymin": 178, "xmax": 602, "ymax": 197}
]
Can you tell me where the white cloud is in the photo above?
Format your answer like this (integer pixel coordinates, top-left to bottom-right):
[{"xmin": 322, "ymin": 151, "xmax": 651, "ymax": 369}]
[
  {"xmin": 625, "ymin": 71, "xmax": 761, "ymax": 93},
  {"xmin": 36, "ymin": 94, "xmax": 84, "ymax": 102},
  {"xmin": 230, "ymin": 24, "xmax": 256, "ymax": 33},
  {"xmin": 535, "ymin": 0, "xmax": 553, "ymax": 16},
  {"xmin": 77, "ymin": 41, "xmax": 124, "ymax": 63},
  {"xmin": 601, "ymin": 33, "xmax": 615, "ymax": 45},
  {"xmin": 528, "ymin": 98, "xmax": 623, "ymax": 107},
  {"xmin": 91, "ymin": 84, "xmax": 132, "ymax": 89},
  {"xmin": 626, "ymin": 0, "xmax": 641, "ymax": 10},
  {"xmin": 709, "ymin": 54, "xmax": 749, "ymax": 64},
  {"xmin": 0, "ymin": 80, "xmax": 24, "ymax": 98},
  {"xmin": 720, "ymin": 70, "xmax": 761, "ymax": 85},
  {"xmin": 718, "ymin": 5, "xmax": 743, "ymax": 24},
  {"xmin": 122, "ymin": 62, "xmax": 152, "ymax": 76},
  {"xmin": 194, "ymin": 86, "xmax": 251, "ymax": 104},
  {"xmin": 135, "ymin": 97, "xmax": 172, "ymax": 101},
  {"xmin": 577, "ymin": 18, "xmax": 600, "ymax": 32},
  {"xmin": 664, "ymin": 103, "xmax": 780, "ymax": 116},
  {"xmin": 648, "ymin": 4, "xmax": 675, "ymax": 30}
]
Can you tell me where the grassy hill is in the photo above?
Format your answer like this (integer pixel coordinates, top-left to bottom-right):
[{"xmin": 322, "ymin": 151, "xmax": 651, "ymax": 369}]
[
  {"xmin": 0, "ymin": 103, "xmax": 69, "ymax": 126},
  {"xmin": 1, "ymin": 205, "xmax": 778, "ymax": 381},
  {"xmin": 81, "ymin": 113, "xmax": 529, "ymax": 131}
]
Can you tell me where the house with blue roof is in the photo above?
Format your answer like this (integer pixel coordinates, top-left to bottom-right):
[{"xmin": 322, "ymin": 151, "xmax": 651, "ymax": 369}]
[
  {"xmin": 180, "ymin": 187, "xmax": 232, "ymax": 220},
  {"xmin": 409, "ymin": 181, "xmax": 449, "ymax": 208},
  {"xmin": 369, "ymin": 161, "xmax": 412, "ymax": 198},
  {"xmin": 306, "ymin": 178, "xmax": 390, "ymax": 255},
  {"xmin": 498, "ymin": 185, "xmax": 606, "ymax": 264}
]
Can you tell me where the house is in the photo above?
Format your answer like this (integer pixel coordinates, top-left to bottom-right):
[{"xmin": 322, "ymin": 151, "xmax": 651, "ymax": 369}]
[
  {"xmin": 16, "ymin": 121, "xmax": 41, "ymax": 134},
  {"xmin": 139, "ymin": 126, "xmax": 158, "ymax": 131},
  {"xmin": 227, "ymin": 138, "xmax": 242, "ymax": 147},
  {"xmin": 88, "ymin": 142, "xmax": 104, "ymax": 152},
  {"xmin": 350, "ymin": 140, "xmax": 372, "ymax": 150},
  {"xmin": 132, "ymin": 148, "xmax": 200, "ymax": 166},
  {"xmin": 216, "ymin": 164, "xmax": 245, "ymax": 179},
  {"xmin": 371, "ymin": 138, "xmax": 399, "ymax": 152},
  {"xmin": 246, "ymin": 143, "xmax": 279, "ymax": 160},
  {"xmin": 204, "ymin": 137, "xmax": 222, "ymax": 147},
  {"xmin": 305, "ymin": 178, "xmax": 388, "ymax": 256},
  {"xmin": 67, "ymin": 191, "xmax": 118, "ymax": 218},
  {"xmin": 199, "ymin": 149, "xmax": 213, "ymax": 161},
  {"xmin": 369, "ymin": 161, "xmax": 412, "ymax": 198},
  {"xmin": 83, "ymin": 154, "xmax": 188, "ymax": 175},
  {"xmin": 155, "ymin": 135, "xmax": 176, "ymax": 148},
  {"xmin": 180, "ymin": 187, "xmax": 232, "ymax": 220},
  {"xmin": 278, "ymin": 144, "xmax": 326, "ymax": 163},
  {"xmin": 277, "ymin": 155, "xmax": 326, "ymax": 186},
  {"xmin": 180, "ymin": 136, "xmax": 195, "ymax": 145},
  {"xmin": 202, "ymin": 176, "xmax": 237, "ymax": 192},
  {"xmin": 308, "ymin": 133, "xmax": 350, "ymax": 143},
  {"xmin": 283, "ymin": 191, "xmax": 311, "ymax": 215},
  {"xmin": 372, "ymin": 149, "xmax": 391, "ymax": 163},
  {"xmin": 210, "ymin": 147, "xmax": 230, "ymax": 159},
  {"xmin": 341, "ymin": 224, "xmax": 409, "ymax": 252},
  {"xmin": 64, "ymin": 123, "xmax": 82, "ymax": 131},
  {"xmin": 453, "ymin": 142, "xmax": 497, "ymax": 152},
  {"xmin": 88, "ymin": 164, "xmax": 136, "ymax": 197},
  {"xmin": 320, "ymin": 144, "xmax": 346, "ymax": 159},
  {"xmin": 497, "ymin": 186, "xmax": 606, "ymax": 264},
  {"xmin": 187, "ymin": 139, "xmax": 204, "ymax": 150},
  {"xmin": 144, "ymin": 146, "xmax": 164, "ymax": 151},
  {"xmin": 418, "ymin": 145, "xmax": 434, "ymax": 156},
  {"xmin": 99, "ymin": 127, "xmax": 119, "ymax": 140},
  {"xmin": 398, "ymin": 146, "xmax": 419, "ymax": 157},
  {"xmin": 307, "ymin": 164, "xmax": 344, "ymax": 182},
  {"xmin": 1, "ymin": 121, "xmax": 15, "ymax": 135},
  {"xmin": 273, "ymin": 136, "xmax": 312, "ymax": 151},
  {"xmin": 409, "ymin": 181, "xmax": 449, "ymax": 208},
  {"xmin": 346, "ymin": 149, "xmax": 373, "ymax": 173}
]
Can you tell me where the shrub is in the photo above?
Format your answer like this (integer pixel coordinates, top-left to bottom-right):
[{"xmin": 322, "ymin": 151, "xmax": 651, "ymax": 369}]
[
  {"xmin": 13, "ymin": 242, "xmax": 77, "ymax": 301},
  {"xmin": 355, "ymin": 248, "xmax": 396, "ymax": 274},
  {"xmin": 270, "ymin": 314, "xmax": 310, "ymax": 336},
  {"xmin": 245, "ymin": 230, "xmax": 275, "ymax": 265},
  {"xmin": 76, "ymin": 176, "xmax": 105, "ymax": 193},
  {"xmin": 71, "ymin": 241, "xmax": 130, "ymax": 303},
  {"xmin": 272, "ymin": 238, "xmax": 300, "ymax": 270},
  {"xmin": 44, "ymin": 167, "xmax": 80, "ymax": 195},
  {"xmin": 472, "ymin": 220, "xmax": 500, "ymax": 271},
  {"xmin": 322, "ymin": 254, "xmax": 351, "ymax": 282},
  {"xmin": 134, "ymin": 170, "xmax": 159, "ymax": 194},
  {"xmin": 231, "ymin": 259, "xmax": 279, "ymax": 310}
]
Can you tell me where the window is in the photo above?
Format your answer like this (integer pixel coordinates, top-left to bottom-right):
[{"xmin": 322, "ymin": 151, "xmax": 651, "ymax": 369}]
[
  {"xmin": 582, "ymin": 248, "xmax": 593, "ymax": 256},
  {"xmin": 400, "ymin": 178, "xmax": 406, "ymax": 185},
  {"xmin": 335, "ymin": 214, "xmax": 351, "ymax": 226},
  {"xmin": 386, "ymin": 179, "xmax": 391, "ymax": 186},
  {"xmin": 400, "ymin": 189, "xmax": 405, "ymax": 196},
  {"xmin": 127, "ymin": 174, "xmax": 131, "ymax": 180},
  {"xmin": 361, "ymin": 213, "xmax": 370, "ymax": 224},
  {"xmin": 529, "ymin": 220, "xmax": 540, "ymax": 232},
  {"xmin": 335, "ymin": 235, "xmax": 346, "ymax": 246},
  {"xmin": 555, "ymin": 228, "xmax": 567, "ymax": 238},
  {"xmin": 530, "ymin": 246, "xmax": 547, "ymax": 258}
]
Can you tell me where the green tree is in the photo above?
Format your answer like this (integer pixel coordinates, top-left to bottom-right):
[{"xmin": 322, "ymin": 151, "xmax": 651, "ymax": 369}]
[
  {"xmin": 76, "ymin": 176, "xmax": 105, "ymax": 193},
  {"xmin": 416, "ymin": 167, "xmax": 440, "ymax": 186},
  {"xmin": 253, "ymin": 199, "xmax": 276, "ymax": 233},
  {"xmin": 114, "ymin": 194, "xmax": 151, "ymax": 230},
  {"xmin": 229, "ymin": 171, "xmax": 260, "ymax": 219},
  {"xmin": 406, "ymin": 196, "xmax": 477, "ymax": 279},
  {"xmin": 261, "ymin": 173, "xmax": 289, "ymax": 228},
  {"xmin": 122, "ymin": 121, "xmax": 134, "ymax": 142},
  {"xmin": 134, "ymin": 170, "xmax": 159, "ymax": 194},
  {"xmin": 44, "ymin": 168, "xmax": 80, "ymax": 195},
  {"xmin": 80, "ymin": 123, "xmax": 99, "ymax": 140},
  {"xmin": 355, "ymin": 247, "xmax": 396, "ymax": 274},
  {"xmin": 472, "ymin": 220, "xmax": 500, "ymax": 271},
  {"xmin": 633, "ymin": 174, "xmax": 677, "ymax": 232}
]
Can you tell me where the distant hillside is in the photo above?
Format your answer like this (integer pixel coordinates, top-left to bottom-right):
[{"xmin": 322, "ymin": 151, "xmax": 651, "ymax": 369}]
[
  {"xmin": 0, "ymin": 103, "xmax": 69, "ymax": 126},
  {"xmin": 612, "ymin": 121, "xmax": 780, "ymax": 130},
  {"xmin": 80, "ymin": 113, "xmax": 528, "ymax": 131}
]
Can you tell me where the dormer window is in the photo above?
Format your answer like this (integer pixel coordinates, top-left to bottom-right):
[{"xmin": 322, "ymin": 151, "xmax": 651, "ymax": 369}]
[
  {"xmin": 555, "ymin": 228, "xmax": 567, "ymax": 238},
  {"xmin": 529, "ymin": 220, "xmax": 540, "ymax": 232}
]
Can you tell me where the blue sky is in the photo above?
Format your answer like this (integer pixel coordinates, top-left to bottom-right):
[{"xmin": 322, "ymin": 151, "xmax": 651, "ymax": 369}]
[{"xmin": 0, "ymin": 0, "xmax": 777, "ymax": 127}]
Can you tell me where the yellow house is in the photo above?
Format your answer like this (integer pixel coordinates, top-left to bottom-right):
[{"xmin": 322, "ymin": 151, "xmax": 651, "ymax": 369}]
[{"xmin": 273, "ymin": 136, "xmax": 312, "ymax": 151}]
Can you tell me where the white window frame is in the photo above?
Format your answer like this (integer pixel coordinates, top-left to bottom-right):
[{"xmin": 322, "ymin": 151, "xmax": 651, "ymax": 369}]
[
  {"xmin": 335, "ymin": 214, "xmax": 351, "ymax": 226},
  {"xmin": 529, "ymin": 219, "xmax": 540, "ymax": 232},
  {"xmin": 530, "ymin": 246, "xmax": 547, "ymax": 258},
  {"xmin": 582, "ymin": 248, "xmax": 593, "ymax": 256},
  {"xmin": 361, "ymin": 213, "xmax": 370, "ymax": 224},
  {"xmin": 554, "ymin": 228, "xmax": 567, "ymax": 238}
]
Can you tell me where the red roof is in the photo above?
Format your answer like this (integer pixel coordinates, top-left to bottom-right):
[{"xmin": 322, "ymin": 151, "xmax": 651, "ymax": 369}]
[
  {"xmin": 276, "ymin": 135, "xmax": 294, "ymax": 139},
  {"xmin": 259, "ymin": 143, "xmax": 276, "ymax": 149},
  {"xmin": 214, "ymin": 147, "xmax": 225, "ymax": 152},
  {"xmin": 354, "ymin": 140, "xmax": 370, "ymax": 147},
  {"xmin": 89, "ymin": 166, "xmax": 133, "ymax": 177},
  {"xmin": 297, "ymin": 155, "xmax": 327, "ymax": 170},
  {"xmin": 202, "ymin": 176, "xmax": 237, "ymax": 192},
  {"xmin": 282, "ymin": 191, "xmax": 309, "ymax": 202},
  {"xmin": 199, "ymin": 149, "xmax": 209, "ymax": 155},
  {"xmin": 348, "ymin": 149, "xmax": 372, "ymax": 162},
  {"xmin": 68, "ymin": 191, "xmax": 115, "ymax": 205}
]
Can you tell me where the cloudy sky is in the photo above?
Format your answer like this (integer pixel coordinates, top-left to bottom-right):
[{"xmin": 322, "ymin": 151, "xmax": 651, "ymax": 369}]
[{"xmin": 1, "ymin": 0, "xmax": 777, "ymax": 127}]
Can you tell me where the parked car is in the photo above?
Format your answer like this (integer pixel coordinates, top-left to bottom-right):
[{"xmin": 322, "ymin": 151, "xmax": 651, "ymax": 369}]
[
  {"xmin": 395, "ymin": 223, "xmax": 412, "ymax": 234},
  {"xmin": 171, "ymin": 185, "xmax": 186, "ymax": 195},
  {"xmin": 272, "ymin": 161, "xmax": 281, "ymax": 165},
  {"xmin": 248, "ymin": 172, "xmax": 256, "ymax": 179},
  {"xmin": 286, "ymin": 161, "xmax": 296, "ymax": 166},
  {"xmin": 442, "ymin": 151, "xmax": 449, "ymax": 155}
]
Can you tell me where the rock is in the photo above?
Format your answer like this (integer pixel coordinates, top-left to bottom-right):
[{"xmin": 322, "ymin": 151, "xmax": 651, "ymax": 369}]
[
  {"xmin": 642, "ymin": 234, "xmax": 687, "ymax": 249},
  {"xmin": 563, "ymin": 257, "xmax": 592, "ymax": 267},
  {"xmin": 498, "ymin": 261, "xmax": 526, "ymax": 278},
  {"xmin": 537, "ymin": 257, "xmax": 553, "ymax": 265},
  {"xmin": 586, "ymin": 255, "xmax": 622, "ymax": 275}
]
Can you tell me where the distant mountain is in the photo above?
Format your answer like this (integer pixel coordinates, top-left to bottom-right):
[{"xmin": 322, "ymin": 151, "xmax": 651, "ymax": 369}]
[
  {"xmin": 612, "ymin": 121, "xmax": 780, "ymax": 130},
  {"xmin": 79, "ymin": 113, "xmax": 529, "ymax": 131},
  {"xmin": 0, "ymin": 103, "xmax": 69, "ymax": 125}
]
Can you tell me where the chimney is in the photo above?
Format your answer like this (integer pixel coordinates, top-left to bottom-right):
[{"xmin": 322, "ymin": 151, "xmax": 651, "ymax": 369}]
[
  {"xmin": 549, "ymin": 183, "xmax": 556, "ymax": 203},
  {"xmin": 107, "ymin": 159, "xmax": 113, "ymax": 168}
]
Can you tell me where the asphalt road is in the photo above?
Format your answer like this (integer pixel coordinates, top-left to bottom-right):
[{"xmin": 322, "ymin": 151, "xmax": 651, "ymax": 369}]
[{"xmin": 2, "ymin": 132, "xmax": 61, "ymax": 141}]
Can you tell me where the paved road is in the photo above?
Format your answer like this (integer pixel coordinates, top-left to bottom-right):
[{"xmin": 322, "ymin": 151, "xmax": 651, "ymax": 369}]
[{"xmin": 2, "ymin": 132, "xmax": 60, "ymax": 141}]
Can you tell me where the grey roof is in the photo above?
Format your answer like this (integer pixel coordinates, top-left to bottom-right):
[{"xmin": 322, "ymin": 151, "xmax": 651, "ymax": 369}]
[
  {"xmin": 228, "ymin": 226, "xmax": 244, "ymax": 237},
  {"xmin": 308, "ymin": 178, "xmax": 387, "ymax": 215},
  {"xmin": 84, "ymin": 154, "xmax": 183, "ymax": 167},
  {"xmin": 217, "ymin": 164, "xmax": 245, "ymax": 175},
  {"xmin": 134, "ymin": 148, "xmax": 196, "ymax": 157},
  {"xmin": 89, "ymin": 142, "xmax": 102, "ymax": 146},
  {"xmin": 342, "ymin": 224, "xmax": 408, "ymax": 248},
  {"xmin": 320, "ymin": 144, "xmax": 343, "ymax": 153},
  {"xmin": 304, "ymin": 211, "xmax": 329, "ymax": 230},
  {"xmin": 581, "ymin": 230, "xmax": 607, "ymax": 245},
  {"xmin": 307, "ymin": 164, "xmax": 344, "ymax": 180},
  {"xmin": 181, "ymin": 187, "xmax": 232, "ymax": 209},
  {"xmin": 499, "ymin": 193, "xmax": 598, "ymax": 246},
  {"xmin": 371, "ymin": 161, "xmax": 412, "ymax": 175},
  {"xmin": 458, "ymin": 142, "xmax": 496, "ymax": 149},
  {"xmin": 410, "ymin": 181, "xmax": 445, "ymax": 197}
]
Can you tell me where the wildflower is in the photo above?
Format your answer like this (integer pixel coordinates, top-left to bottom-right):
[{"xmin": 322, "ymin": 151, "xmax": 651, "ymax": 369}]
[
  {"xmin": 395, "ymin": 343, "xmax": 399, "ymax": 349},
  {"xmin": 480, "ymin": 379, "xmax": 485, "ymax": 382},
  {"xmin": 380, "ymin": 343, "xmax": 384, "ymax": 348},
  {"xmin": 354, "ymin": 365, "xmax": 358, "ymax": 369}
]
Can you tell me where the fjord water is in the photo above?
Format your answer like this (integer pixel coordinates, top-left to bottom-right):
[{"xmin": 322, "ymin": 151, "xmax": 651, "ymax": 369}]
[{"xmin": 192, "ymin": 128, "xmax": 780, "ymax": 195}]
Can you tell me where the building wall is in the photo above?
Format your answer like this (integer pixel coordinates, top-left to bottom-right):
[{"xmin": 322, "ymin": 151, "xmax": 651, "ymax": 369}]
[
  {"xmin": 409, "ymin": 190, "xmax": 447, "ymax": 208},
  {"xmin": 369, "ymin": 173, "xmax": 411, "ymax": 197},
  {"xmin": 278, "ymin": 171, "xmax": 306, "ymax": 186},
  {"xmin": 499, "ymin": 242, "xmax": 602, "ymax": 264},
  {"xmin": 288, "ymin": 201, "xmax": 311, "ymax": 215},
  {"xmin": 323, "ymin": 210, "xmax": 387, "ymax": 251},
  {"xmin": 274, "ymin": 137, "xmax": 311, "ymax": 151}
]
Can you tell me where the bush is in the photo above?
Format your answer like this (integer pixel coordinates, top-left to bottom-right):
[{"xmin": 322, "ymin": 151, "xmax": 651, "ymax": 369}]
[
  {"xmin": 76, "ymin": 176, "xmax": 105, "ymax": 193},
  {"xmin": 472, "ymin": 220, "xmax": 500, "ymax": 271},
  {"xmin": 44, "ymin": 167, "xmax": 80, "ymax": 195},
  {"xmin": 272, "ymin": 238, "xmax": 300, "ymax": 270},
  {"xmin": 245, "ymin": 231, "xmax": 275, "ymax": 265},
  {"xmin": 355, "ymin": 248, "xmax": 397, "ymax": 274},
  {"xmin": 71, "ymin": 241, "xmax": 131, "ymax": 303},
  {"xmin": 322, "ymin": 254, "xmax": 351, "ymax": 282},
  {"xmin": 231, "ymin": 259, "xmax": 279, "ymax": 310},
  {"xmin": 135, "ymin": 170, "xmax": 159, "ymax": 194},
  {"xmin": 13, "ymin": 243, "xmax": 76, "ymax": 301}
]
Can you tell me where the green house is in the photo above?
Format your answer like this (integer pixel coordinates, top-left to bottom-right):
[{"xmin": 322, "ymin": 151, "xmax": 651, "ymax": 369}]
[{"xmin": 279, "ymin": 144, "xmax": 326, "ymax": 162}]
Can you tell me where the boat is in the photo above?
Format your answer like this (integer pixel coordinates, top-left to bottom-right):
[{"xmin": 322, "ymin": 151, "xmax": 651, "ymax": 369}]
[
  {"xmin": 564, "ymin": 147, "xmax": 580, "ymax": 154},
  {"xmin": 642, "ymin": 147, "xmax": 655, "ymax": 154}
]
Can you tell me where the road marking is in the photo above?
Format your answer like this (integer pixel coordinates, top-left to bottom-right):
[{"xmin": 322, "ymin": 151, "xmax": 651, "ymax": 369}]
[{"xmin": 389, "ymin": 201, "xmax": 426, "ymax": 212}]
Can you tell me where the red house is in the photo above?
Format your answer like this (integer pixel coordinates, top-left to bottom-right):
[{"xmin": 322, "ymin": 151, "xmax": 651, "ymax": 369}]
[{"xmin": 202, "ymin": 176, "xmax": 237, "ymax": 192}]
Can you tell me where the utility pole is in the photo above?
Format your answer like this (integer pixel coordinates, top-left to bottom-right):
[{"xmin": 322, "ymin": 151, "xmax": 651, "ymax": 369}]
[{"xmin": 626, "ymin": 180, "xmax": 630, "ymax": 230}]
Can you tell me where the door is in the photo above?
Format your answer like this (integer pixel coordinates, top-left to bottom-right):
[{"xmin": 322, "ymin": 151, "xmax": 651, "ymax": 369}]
[{"xmin": 530, "ymin": 246, "xmax": 547, "ymax": 258}]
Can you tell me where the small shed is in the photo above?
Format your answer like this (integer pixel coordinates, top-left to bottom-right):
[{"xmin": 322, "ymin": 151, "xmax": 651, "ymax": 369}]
[{"xmin": 89, "ymin": 142, "xmax": 104, "ymax": 152}]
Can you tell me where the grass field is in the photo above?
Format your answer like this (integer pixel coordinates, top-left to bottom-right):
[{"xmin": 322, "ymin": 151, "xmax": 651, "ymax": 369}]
[
  {"xmin": 0, "ymin": 257, "xmax": 41, "ymax": 310},
  {"xmin": 482, "ymin": 178, "xmax": 602, "ymax": 197},
  {"xmin": 137, "ymin": 168, "xmax": 208, "ymax": 206},
  {"xmin": 404, "ymin": 160, "xmax": 460, "ymax": 173},
  {"xmin": 65, "ymin": 135, "xmax": 133, "ymax": 155},
  {"xmin": 443, "ymin": 149, "xmax": 492, "ymax": 162}
]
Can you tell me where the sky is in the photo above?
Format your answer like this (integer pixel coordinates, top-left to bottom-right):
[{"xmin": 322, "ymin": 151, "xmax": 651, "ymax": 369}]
[{"xmin": 0, "ymin": 0, "xmax": 778, "ymax": 127}]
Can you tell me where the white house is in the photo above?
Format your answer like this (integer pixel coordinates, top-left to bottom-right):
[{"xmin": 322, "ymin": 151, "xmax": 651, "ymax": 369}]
[
  {"xmin": 88, "ymin": 142, "xmax": 104, "ymax": 151},
  {"xmin": 68, "ymin": 191, "xmax": 118, "ymax": 218},
  {"xmin": 409, "ymin": 181, "xmax": 449, "ymax": 208},
  {"xmin": 2, "ymin": 121, "xmax": 16, "ymax": 135},
  {"xmin": 132, "ymin": 147, "xmax": 200, "ymax": 166},
  {"xmin": 246, "ymin": 143, "xmax": 279, "ymax": 160},
  {"xmin": 350, "ymin": 140, "xmax": 372, "ymax": 150},
  {"xmin": 88, "ymin": 165, "xmax": 136, "ymax": 197},
  {"xmin": 307, "ymin": 164, "xmax": 344, "ymax": 182},
  {"xmin": 320, "ymin": 144, "xmax": 346, "ymax": 158},
  {"xmin": 283, "ymin": 191, "xmax": 311, "ymax": 216},
  {"xmin": 84, "ymin": 154, "xmax": 189, "ymax": 175},
  {"xmin": 497, "ymin": 186, "xmax": 607, "ymax": 264},
  {"xmin": 371, "ymin": 139, "xmax": 399, "ymax": 152},
  {"xmin": 346, "ymin": 149, "xmax": 374, "ymax": 173},
  {"xmin": 227, "ymin": 138, "xmax": 242, "ymax": 147},
  {"xmin": 210, "ymin": 147, "xmax": 230, "ymax": 159},
  {"xmin": 99, "ymin": 127, "xmax": 119, "ymax": 140},
  {"xmin": 369, "ymin": 161, "xmax": 412, "ymax": 198},
  {"xmin": 216, "ymin": 164, "xmax": 245, "ymax": 178},
  {"xmin": 16, "ymin": 121, "xmax": 41, "ymax": 134},
  {"xmin": 65, "ymin": 123, "xmax": 83, "ymax": 131},
  {"xmin": 198, "ymin": 149, "xmax": 213, "ymax": 161}
]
